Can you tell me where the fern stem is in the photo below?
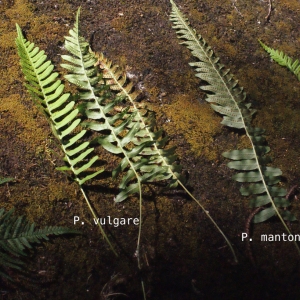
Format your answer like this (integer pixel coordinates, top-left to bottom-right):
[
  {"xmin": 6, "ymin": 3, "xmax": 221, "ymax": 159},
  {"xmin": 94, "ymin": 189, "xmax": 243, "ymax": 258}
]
[
  {"xmin": 136, "ymin": 180, "xmax": 143, "ymax": 269},
  {"xmin": 136, "ymin": 180, "xmax": 147, "ymax": 300},
  {"xmin": 80, "ymin": 187, "xmax": 118, "ymax": 256},
  {"xmin": 177, "ymin": 180, "xmax": 238, "ymax": 263},
  {"xmin": 141, "ymin": 279, "xmax": 146, "ymax": 300}
]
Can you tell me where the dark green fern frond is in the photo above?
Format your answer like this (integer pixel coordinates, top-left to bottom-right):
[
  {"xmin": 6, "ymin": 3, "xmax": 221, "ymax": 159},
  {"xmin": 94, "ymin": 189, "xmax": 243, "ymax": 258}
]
[
  {"xmin": 259, "ymin": 40, "xmax": 300, "ymax": 81},
  {"xmin": 94, "ymin": 52, "xmax": 183, "ymax": 189},
  {"xmin": 170, "ymin": 0, "xmax": 297, "ymax": 244},
  {"xmin": 0, "ymin": 208, "xmax": 79, "ymax": 280}
]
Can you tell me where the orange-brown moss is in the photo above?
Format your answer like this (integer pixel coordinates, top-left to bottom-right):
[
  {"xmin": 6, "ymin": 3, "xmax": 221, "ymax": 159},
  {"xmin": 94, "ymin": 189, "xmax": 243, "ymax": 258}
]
[
  {"xmin": 0, "ymin": 94, "xmax": 49, "ymax": 147},
  {"xmin": 111, "ymin": 16, "xmax": 131, "ymax": 33},
  {"xmin": 281, "ymin": 0, "xmax": 300, "ymax": 11},
  {"xmin": 147, "ymin": 85, "xmax": 160, "ymax": 98},
  {"xmin": 3, "ymin": 0, "xmax": 34, "ymax": 26},
  {"xmin": 236, "ymin": 134, "xmax": 251, "ymax": 150},
  {"xmin": 272, "ymin": 41, "xmax": 299, "ymax": 58},
  {"xmin": 163, "ymin": 94, "xmax": 221, "ymax": 160},
  {"xmin": 189, "ymin": 8, "xmax": 205, "ymax": 23}
]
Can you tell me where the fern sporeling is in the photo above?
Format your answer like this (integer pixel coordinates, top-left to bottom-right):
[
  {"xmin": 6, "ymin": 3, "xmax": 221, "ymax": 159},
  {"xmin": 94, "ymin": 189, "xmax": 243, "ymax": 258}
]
[{"xmin": 169, "ymin": 0, "xmax": 300, "ymax": 255}]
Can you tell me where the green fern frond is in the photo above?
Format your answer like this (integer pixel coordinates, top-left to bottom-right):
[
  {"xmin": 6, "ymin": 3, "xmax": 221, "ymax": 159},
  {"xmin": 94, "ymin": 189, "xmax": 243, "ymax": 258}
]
[
  {"xmin": 61, "ymin": 8, "xmax": 180, "ymax": 202},
  {"xmin": 15, "ymin": 24, "xmax": 103, "ymax": 186},
  {"xmin": 259, "ymin": 40, "xmax": 300, "ymax": 81},
  {"xmin": 15, "ymin": 23, "xmax": 116, "ymax": 255},
  {"xmin": 0, "ymin": 208, "xmax": 79, "ymax": 280},
  {"xmin": 170, "ymin": 0, "xmax": 298, "ymax": 252},
  {"xmin": 60, "ymin": 10, "xmax": 181, "ymax": 271}
]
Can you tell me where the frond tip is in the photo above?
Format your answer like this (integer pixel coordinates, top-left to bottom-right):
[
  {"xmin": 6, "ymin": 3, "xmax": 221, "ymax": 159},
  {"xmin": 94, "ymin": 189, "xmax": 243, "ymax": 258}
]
[
  {"xmin": 93, "ymin": 52, "xmax": 185, "ymax": 192},
  {"xmin": 259, "ymin": 40, "xmax": 300, "ymax": 81}
]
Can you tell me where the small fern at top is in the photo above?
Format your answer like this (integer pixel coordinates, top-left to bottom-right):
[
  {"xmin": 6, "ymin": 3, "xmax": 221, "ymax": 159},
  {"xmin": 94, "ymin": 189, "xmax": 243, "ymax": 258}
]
[{"xmin": 259, "ymin": 40, "xmax": 300, "ymax": 81}]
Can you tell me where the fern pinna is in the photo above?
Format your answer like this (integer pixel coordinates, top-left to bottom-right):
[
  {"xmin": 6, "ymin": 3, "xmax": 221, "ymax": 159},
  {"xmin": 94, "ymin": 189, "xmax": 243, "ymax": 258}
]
[
  {"xmin": 15, "ymin": 24, "xmax": 116, "ymax": 255},
  {"xmin": 60, "ymin": 9, "xmax": 237, "ymax": 263},
  {"xmin": 0, "ymin": 208, "xmax": 78, "ymax": 280},
  {"xmin": 169, "ymin": 0, "xmax": 300, "ymax": 254},
  {"xmin": 259, "ymin": 40, "xmax": 300, "ymax": 81}
]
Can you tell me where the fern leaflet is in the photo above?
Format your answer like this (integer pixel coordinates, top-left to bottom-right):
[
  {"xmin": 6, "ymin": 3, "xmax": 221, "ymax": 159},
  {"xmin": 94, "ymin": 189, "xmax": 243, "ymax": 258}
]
[
  {"xmin": 169, "ymin": 0, "xmax": 299, "ymax": 254},
  {"xmin": 0, "ymin": 178, "xmax": 14, "ymax": 185}
]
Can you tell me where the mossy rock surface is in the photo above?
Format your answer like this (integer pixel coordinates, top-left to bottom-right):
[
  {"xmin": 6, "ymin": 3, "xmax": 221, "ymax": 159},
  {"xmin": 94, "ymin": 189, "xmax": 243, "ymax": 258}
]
[{"xmin": 0, "ymin": 0, "xmax": 300, "ymax": 299}]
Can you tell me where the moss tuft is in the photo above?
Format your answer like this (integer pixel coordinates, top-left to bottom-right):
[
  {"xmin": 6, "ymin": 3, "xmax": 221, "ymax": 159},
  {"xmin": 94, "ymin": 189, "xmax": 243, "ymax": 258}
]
[{"xmin": 163, "ymin": 94, "xmax": 221, "ymax": 160}]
